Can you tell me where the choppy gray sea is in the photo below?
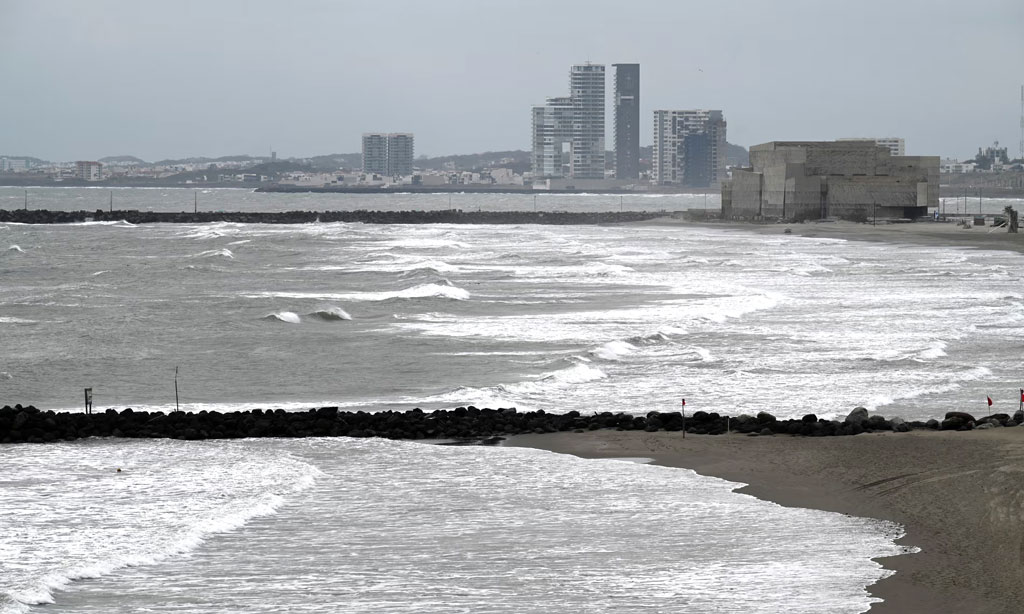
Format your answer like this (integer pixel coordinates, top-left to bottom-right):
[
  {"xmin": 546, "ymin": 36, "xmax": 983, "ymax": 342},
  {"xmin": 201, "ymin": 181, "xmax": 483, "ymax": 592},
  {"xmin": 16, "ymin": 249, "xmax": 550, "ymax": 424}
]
[{"xmin": 2, "ymin": 187, "xmax": 1023, "ymax": 612}]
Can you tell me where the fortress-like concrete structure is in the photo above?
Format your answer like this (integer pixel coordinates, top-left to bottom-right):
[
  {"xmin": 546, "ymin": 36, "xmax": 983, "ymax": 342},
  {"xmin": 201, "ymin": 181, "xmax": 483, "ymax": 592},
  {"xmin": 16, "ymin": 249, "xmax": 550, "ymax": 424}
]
[{"xmin": 722, "ymin": 141, "xmax": 939, "ymax": 220}]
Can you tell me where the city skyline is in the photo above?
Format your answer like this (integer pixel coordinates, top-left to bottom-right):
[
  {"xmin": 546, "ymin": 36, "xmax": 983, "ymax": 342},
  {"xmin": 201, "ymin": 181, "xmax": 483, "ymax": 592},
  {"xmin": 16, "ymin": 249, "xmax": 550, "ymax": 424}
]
[{"xmin": 1, "ymin": 0, "xmax": 1022, "ymax": 161}]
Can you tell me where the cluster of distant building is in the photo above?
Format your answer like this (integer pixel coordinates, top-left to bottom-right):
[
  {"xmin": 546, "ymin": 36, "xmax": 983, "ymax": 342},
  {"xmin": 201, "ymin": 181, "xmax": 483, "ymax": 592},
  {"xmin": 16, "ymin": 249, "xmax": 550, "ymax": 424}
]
[{"xmin": 530, "ymin": 62, "xmax": 727, "ymax": 190}]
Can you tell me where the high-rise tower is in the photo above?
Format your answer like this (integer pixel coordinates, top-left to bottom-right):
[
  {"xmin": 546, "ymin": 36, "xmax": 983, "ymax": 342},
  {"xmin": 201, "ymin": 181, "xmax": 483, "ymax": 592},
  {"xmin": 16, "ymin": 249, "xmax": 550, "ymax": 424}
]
[
  {"xmin": 569, "ymin": 63, "xmax": 606, "ymax": 179},
  {"xmin": 613, "ymin": 64, "xmax": 640, "ymax": 180},
  {"xmin": 652, "ymin": 110, "xmax": 727, "ymax": 187}
]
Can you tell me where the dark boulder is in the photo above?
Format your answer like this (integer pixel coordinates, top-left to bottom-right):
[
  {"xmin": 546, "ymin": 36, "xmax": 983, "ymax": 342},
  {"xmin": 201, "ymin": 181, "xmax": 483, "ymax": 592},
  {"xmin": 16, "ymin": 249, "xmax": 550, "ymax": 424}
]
[{"xmin": 845, "ymin": 407, "xmax": 869, "ymax": 425}]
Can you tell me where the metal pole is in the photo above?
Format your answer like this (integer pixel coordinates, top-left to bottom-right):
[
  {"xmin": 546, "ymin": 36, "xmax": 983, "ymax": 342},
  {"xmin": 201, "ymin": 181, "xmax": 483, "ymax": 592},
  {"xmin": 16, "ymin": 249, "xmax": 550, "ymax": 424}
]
[
  {"xmin": 681, "ymin": 398, "xmax": 686, "ymax": 438},
  {"xmin": 194, "ymin": 191, "xmax": 198, "ymax": 214},
  {"xmin": 174, "ymin": 366, "xmax": 180, "ymax": 413},
  {"xmin": 109, "ymin": 190, "xmax": 113, "ymax": 212},
  {"xmin": 24, "ymin": 189, "xmax": 27, "ymax": 210}
]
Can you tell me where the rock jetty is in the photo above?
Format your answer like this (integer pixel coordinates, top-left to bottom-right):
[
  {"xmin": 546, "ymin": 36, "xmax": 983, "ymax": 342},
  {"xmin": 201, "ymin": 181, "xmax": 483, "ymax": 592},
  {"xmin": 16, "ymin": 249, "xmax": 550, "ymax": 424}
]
[
  {"xmin": 0, "ymin": 209, "xmax": 666, "ymax": 225},
  {"xmin": 1, "ymin": 405, "xmax": 1018, "ymax": 445}
]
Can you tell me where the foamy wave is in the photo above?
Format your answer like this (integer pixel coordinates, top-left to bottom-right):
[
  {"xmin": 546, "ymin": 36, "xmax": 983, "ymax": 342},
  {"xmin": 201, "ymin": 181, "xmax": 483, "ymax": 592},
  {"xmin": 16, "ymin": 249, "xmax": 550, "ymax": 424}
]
[
  {"xmin": 263, "ymin": 311, "xmax": 301, "ymax": 324},
  {"xmin": 591, "ymin": 340, "xmax": 636, "ymax": 361},
  {"xmin": 0, "ymin": 317, "xmax": 36, "ymax": 324},
  {"xmin": 71, "ymin": 220, "xmax": 136, "ymax": 227},
  {"xmin": 7, "ymin": 245, "xmax": 25, "ymax": 253},
  {"xmin": 247, "ymin": 283, "xmax": 470, "ymax": 302},
  {"xmin": 92, "ymin": 270, "xmax": 109, "ymax": 276},
  {"xmin": 192, "ymin": 248, "xmax": 234, "ymax": 259},
  {"xmin": 4, "ymin": 443, "xmax": 321, "ymax": 612},
  {"xmin": 864, "ymin": 366, "xmax": 993, "ymax": 411},
  {"xmin": 307, "ymin": 307, "xmax": 352, "ymax": 321}
]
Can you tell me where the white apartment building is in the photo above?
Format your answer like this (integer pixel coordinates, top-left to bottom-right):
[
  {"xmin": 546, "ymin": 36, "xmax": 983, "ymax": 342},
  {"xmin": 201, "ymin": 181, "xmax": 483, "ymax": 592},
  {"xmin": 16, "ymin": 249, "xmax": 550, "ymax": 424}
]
[
  {"xmin": 569, "ymin": 63, "xmax": 606, "ymax": 179},
  {"xmin": 531, "ymin": 96, "xmax": 573, "ymax": 178},
  {"xmin": 0, "ymin": 158, "xmax": 28, "ymax": 172},
  {"xmin": 361, "ymin": 134, "xmax": 388, "ymax": 175},
  {"xmin": 652, "ymin": 110, "xmax": 727, "ymax": 187},
  {"xmin": 838, "ymin": 137, "xmax": 905, "ymax": 157},
  {"xmin": 386, "ymin": 133, "xmax": 414, "ymax": 177},
  {"xmin": 75, "ymin": 161, "xmax": 103, "ymax": 181},
  {"xmin": 362, "ymin": 133, "xmax": 414, "ymax": 178}
]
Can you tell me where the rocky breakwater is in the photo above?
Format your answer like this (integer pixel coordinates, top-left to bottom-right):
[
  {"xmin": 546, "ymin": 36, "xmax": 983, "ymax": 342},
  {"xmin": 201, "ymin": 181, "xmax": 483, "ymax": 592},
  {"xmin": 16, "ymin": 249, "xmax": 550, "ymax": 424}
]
[
  {"xmin": 2, "ymin": 404, "xmax": 1020, "ymax": 445},
  {"xmin": 0, "ymin": 209, "xmax": 666, "ymax": 225}
]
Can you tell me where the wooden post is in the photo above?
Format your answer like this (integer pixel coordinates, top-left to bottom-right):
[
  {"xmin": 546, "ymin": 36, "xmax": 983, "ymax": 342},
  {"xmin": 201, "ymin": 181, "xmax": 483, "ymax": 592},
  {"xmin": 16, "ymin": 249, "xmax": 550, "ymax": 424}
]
[
  {"xmin": 194, "ymin": 191, "xmax": 198, "ymax": 214},
  {"xmin": 109, "ymin": 190, "xmax": 113, "ymax": 212},
  {"xmin": 174, "ymin": 366, "xmax": 180, "ymax": 413},
  {"xmin": 84, "ymin": 388, "xmax": 93, "ymax": 414},
  {"xmin": 681, "ymin": 398, "xmax": 686, "ymax": 438}
]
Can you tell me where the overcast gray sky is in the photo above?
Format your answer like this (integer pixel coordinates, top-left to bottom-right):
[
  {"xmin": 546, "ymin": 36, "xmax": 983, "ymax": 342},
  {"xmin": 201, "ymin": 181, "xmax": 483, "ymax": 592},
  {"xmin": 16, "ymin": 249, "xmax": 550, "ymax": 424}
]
[{"xmin": 1, "ymin": 0, "xmax": 1021, "ymax": 161}]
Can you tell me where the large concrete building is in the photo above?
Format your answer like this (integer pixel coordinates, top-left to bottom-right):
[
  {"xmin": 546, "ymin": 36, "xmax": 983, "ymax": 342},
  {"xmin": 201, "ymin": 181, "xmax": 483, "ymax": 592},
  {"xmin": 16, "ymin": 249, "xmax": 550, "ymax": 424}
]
[
  {"xmin": 613, "ymin": 63, "xmax": 640, "ymax": 180},
  {"xmin": 652, "ymin": 109, "xmax": 727, "ymax": 187},
  {"xmin": 838, "ymin": 137, "xmax": 905, "ymax": 157},
  {"xmin": 721, "ymin": 140, "xmax": 939, "ymax": 220},
  {"xmin": 362, "ymin": 133, "xmax": 414, "ymax": 177}
]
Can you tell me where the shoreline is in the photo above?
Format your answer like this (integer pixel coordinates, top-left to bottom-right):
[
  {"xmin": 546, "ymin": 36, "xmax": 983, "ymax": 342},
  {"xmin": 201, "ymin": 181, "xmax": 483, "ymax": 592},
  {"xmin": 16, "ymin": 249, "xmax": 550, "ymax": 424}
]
[{"xmin": 509, "ymin": 429, "xmax": 1024, "ymax": 614}]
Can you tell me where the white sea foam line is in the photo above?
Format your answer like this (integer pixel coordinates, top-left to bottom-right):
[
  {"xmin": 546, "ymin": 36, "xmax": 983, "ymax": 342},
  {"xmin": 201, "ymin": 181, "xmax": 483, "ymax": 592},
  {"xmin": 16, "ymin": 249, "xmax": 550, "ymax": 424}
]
[{"xmin": 244, "ymin": 283, "xmax": 470, "ymax": 302}]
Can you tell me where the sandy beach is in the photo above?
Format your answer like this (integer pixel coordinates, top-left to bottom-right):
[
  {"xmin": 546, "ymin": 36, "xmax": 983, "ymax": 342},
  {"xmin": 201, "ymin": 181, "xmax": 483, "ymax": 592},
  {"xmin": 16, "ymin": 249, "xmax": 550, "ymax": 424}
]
[
  {"xmin": 640, "ymin": 216, "xmax": 1024, "ymax": 255},
  {"xmin": 511, "ymin": 428, "xmax": 1024, "ymax": 613}
]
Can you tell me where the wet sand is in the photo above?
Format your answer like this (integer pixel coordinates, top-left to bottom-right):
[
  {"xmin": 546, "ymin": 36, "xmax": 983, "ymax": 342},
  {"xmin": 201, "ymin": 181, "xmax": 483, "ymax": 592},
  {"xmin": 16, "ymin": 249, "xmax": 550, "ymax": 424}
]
[{"xmin": 511, "ymin": 429, "xmax": 1024, "ymax": 613}]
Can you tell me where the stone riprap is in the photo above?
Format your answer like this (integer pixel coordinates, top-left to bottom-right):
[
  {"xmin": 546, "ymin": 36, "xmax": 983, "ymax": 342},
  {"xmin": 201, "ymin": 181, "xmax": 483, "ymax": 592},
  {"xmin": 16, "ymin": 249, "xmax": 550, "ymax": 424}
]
[{"xmin": 1, "ymin": 405, "xmax": 1017, "ymax": 445}]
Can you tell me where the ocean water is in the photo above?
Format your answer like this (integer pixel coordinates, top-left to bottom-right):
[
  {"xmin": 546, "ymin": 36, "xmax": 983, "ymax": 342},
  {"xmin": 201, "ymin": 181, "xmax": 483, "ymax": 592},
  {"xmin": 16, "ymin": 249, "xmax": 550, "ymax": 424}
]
[
  {"xmin": 3, "ymin": 188, "xmax": 1024, "ymax": 612},
  {"xmin": 2, "ymin": 437, "xmax": 907, "ymax": 614}
]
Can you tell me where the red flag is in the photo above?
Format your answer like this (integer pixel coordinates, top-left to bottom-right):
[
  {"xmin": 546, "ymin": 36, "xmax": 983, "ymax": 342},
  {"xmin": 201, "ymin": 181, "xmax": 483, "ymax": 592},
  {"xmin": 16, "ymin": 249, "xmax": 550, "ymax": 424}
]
[{"xmin": 987, "ymin": 396, "xmax": 993, "ymax": 407}]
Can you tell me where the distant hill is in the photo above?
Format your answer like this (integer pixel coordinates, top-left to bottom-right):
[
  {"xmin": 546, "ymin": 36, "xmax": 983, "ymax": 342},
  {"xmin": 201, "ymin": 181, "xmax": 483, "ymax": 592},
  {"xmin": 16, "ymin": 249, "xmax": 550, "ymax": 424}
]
[
  {"xmin": 99, "ymin": 155, "xmax": 149, "ymax": 164},
  {"xmin": 153, "ymin": 154, "xmax": 264, "ymax": 166},
  {"xmin": 726, "ymin": 142, "xmax": 749, "ymax": 167}
]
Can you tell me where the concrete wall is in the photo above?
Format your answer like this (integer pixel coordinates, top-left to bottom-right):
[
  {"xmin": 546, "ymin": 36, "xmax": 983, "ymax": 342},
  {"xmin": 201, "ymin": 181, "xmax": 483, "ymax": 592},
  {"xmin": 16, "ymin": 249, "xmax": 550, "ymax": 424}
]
[{"xmin": 725, "ymin": 169, "xmax": 763, "ymax": 217}]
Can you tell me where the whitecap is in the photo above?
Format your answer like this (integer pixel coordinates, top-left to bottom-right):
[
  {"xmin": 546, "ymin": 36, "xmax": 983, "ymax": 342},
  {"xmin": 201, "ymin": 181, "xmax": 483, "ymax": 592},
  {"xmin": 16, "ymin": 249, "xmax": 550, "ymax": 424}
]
[
  {"xmin": 263, "ymin": 311, "xmax": 301, "ymax": 324},
  {"xmin": 307, "ymin": 307, "xmax": 352, "ymax": 321},
  {"xmin": 591, "ymin": 340, "xmax": 637, "ymax": 361},
  {"xmin": 192, "ymin": 248, "xmax": 234, "ymax": 259},
  {"xmin": 7, "ymin": 245, "xmax": 25, "ymax": 253}
]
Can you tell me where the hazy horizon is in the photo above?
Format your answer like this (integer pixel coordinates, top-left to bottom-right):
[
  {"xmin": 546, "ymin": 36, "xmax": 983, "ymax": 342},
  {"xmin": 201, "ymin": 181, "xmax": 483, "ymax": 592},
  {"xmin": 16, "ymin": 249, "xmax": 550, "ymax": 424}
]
[{"xmin": 1, "ymin": 0, "xmax": 1022, "ymax": 162}]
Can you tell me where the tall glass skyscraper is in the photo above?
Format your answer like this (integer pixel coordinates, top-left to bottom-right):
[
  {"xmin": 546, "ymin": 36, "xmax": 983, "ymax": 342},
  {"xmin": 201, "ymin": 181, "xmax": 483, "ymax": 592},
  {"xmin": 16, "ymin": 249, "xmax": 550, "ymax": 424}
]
[{"xmin": 613, "ymin": 64, "xmax": 640, "ymax": 180}]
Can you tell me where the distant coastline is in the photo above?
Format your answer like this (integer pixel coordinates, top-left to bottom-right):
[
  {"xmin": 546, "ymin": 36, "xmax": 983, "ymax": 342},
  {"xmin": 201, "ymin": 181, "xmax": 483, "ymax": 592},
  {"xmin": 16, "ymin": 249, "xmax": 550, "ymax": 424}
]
[{"xmin": 2, "ymin": 179, "xmax": 1023, "ymax": 198}]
